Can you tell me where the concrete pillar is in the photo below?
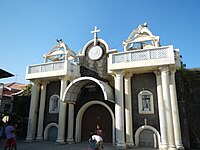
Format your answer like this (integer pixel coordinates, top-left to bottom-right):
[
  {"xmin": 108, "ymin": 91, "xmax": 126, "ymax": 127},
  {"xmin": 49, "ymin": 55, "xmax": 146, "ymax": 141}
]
[
  {"xmin": 169, "ymin": 69, "xmax": 184, "ymax": 150},
  {"xmin": 56, "ymin": 78, "xmax": 68, "ymax": 143},
  {"xmin": 36, "ymin": 81, "xmax": 48, "ymax": 140},
  {"xmin": 114, "ymin": 71, "xmax": 126, "ymax": 149},
  {"xmin": 26, "ymin": 80, "xmax": 40, "ymax": 141},
  {"xmin": 67, "ymin": 102, "xmax": 75, "ymax": 143},
  {"xmin": 154, "ymin": 71, "xmax": 168, "ymax": 149},
  {"xmin": 159, "ymin": 66, "xmax": 176, "ymax": 150},
  {"xmin": 124, "ymin": 73, "xmax": 134, "ymax": 147}
]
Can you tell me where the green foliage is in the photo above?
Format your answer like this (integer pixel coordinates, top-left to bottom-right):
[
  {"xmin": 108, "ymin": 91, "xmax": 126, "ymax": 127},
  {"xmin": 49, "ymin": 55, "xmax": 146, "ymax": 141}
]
[
  {"xmin": 180, "ymin": 68, "xmax": 200, "ymax": 99},
  {"xmin": 22, "ymin": 84, "xmax": 32, "ymax": 96}
]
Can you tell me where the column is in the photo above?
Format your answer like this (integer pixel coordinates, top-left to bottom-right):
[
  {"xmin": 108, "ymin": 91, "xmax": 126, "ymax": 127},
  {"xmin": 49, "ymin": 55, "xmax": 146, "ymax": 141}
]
[
  {"xmin": 56, "ymin": 77, "xmax": 68, "ymax": 143},
  {"xmin": 154, "ymin": 71, "xmax": 168, "ymax": 149},
  {"xmin": 124, "ymin": 73, "xmax": 134, "ymax": 147},
  {"xmin": 36, "ymin": 81, "xmax": 48, "ymax": 140},
  {"xmin": 114, "ymin": 71, "xmax": 126, "ymax": 148},
  {"xmin": 169, "ymin": 69, "xmax": 184, "ymax": 149},
  {"xmin": 26, "ymin": 80, "xmax": 40, "ymax": 141},
  {"xmin": 160, "ymin": 66, "xmax": 176, "ymax": 150},
  {"xmin": 67, "ymin": 102, "xmax": 75, "ymax": 143}
]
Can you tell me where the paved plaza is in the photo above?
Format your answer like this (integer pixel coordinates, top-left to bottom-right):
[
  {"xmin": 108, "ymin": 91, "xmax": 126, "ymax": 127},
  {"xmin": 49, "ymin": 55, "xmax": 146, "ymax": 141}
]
[{"xmin": 0, "ymin": 139, "xmax": 157, "ymax": 150}]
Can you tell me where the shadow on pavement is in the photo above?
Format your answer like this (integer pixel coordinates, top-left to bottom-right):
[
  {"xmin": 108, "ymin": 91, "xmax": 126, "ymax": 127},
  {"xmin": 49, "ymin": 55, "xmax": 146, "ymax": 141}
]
[{"xmin": 0, "ymin": 139, "xmax": 158, "ymax": 150}]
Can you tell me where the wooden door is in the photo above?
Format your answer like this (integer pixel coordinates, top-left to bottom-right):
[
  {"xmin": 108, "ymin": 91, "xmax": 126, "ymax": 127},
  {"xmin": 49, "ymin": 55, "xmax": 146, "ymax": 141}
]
[{"xmin": 81, "ymin": 104, "xmax": 112, "ymax": 143}]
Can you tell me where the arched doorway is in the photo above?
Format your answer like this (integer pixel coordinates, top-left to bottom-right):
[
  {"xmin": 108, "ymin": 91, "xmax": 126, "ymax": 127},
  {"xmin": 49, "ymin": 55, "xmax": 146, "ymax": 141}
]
[
  {"xmin": 139, "ymin": 129, "xmax": 155, "ymax": 147},
  {"xmin": 81, "ymin": 104, "xmax": 112, "ymax": 143},
  {"xmin": 48, "ymin": 126, "xmax": 58, "ymax": 141},
  {"xmin": 135, "ymin": 125, "xmax": 160, "ymax": 149},
  {"xmin": 44, "ymin": 123, "xmax": 58, "ymax": 141}
]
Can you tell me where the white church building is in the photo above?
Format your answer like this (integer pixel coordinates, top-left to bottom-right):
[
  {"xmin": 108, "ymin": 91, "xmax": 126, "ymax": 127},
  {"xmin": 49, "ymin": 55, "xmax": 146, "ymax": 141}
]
[{"xmin": 25, "ymin": 23, "xmax": 184, "ymax": 150}]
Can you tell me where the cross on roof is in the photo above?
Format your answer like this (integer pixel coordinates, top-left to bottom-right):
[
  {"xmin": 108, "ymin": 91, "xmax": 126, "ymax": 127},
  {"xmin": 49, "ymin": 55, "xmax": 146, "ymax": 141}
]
[{"xmin": 91, "ymin": 26, "xmax": 100, "ymax": 39}]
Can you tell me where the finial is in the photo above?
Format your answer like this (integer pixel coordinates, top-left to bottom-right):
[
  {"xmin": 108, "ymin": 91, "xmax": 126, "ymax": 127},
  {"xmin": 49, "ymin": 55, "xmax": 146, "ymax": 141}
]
[
  {"xmin": 56, "ymin": 38, "xmax": 63, "ymax": 43},
  {"xmin": 91, "ymin": 26, "xmax": 100, "ymax": 46},
  {"xmin": 141, "ymin": 22, "xmax": 148, "ymax": 27}
]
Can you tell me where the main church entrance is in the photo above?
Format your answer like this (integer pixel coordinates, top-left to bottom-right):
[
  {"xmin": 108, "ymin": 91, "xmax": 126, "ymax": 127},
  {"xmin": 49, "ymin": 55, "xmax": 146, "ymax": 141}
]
[{"xmin": 81, "ymin": 104, "xmax": 112, "ymax": 143}]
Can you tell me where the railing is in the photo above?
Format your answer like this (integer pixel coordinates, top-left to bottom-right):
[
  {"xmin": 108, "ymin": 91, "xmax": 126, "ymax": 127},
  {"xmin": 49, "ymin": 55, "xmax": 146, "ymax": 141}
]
[
  {"xmin": 28, "ymin": 61, "xmax": 65, "ymax": 74},
  {"xmin": 112, "ymin": 46, "xmax": 172, "ymax": 64},
  {"xmin": 108, "ymin": 45, "xmax": 181, "ymax": 72},
  {"xmin": 26, "ymin": 60, "xmax": 80, "ymax": 80}
]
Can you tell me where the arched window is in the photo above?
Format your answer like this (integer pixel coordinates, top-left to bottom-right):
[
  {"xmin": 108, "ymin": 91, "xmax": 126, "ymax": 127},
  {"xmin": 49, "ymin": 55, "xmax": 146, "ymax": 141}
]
[
  {"xmin": 49, "ymin": 94, "xmax": 59, "ymax": 113},
  {"xmin": 138, "ymin": 90, "xmax": 154, "ymax": 114}
]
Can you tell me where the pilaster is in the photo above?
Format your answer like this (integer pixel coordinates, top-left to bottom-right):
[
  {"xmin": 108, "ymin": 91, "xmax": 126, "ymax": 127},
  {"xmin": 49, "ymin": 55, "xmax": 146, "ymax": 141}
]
[
  {"xmin": 169, "ymin": 69, "xmax": 184, "ymax": 150},
  {"xmin": 154, "ymin": 71, "xmax": 168, "ymax": 149},
  {"xmin": 56, "ymin": 77, "xmax": 68, "ymax": 144},
  {"xmin": 124, "ymin": 72, "xmax": 134, "ymax": 147},
  {"xmin": 67, "ymin": 102, "xmax": 75, "ymax": 144},
  {"xmin": 113, "ymin": 71, "xmax": 126, "ymax": 149},
  {"xmin": 26, "ymin": 80, "xmax": 40, "ymax": 141},
  {"xmin": 159, "ymin": 66, "xmax": 176, "ymax": 150},
  {"xmin": 36, "ymin": 81, "xmax": 48, "ymax": 141}
]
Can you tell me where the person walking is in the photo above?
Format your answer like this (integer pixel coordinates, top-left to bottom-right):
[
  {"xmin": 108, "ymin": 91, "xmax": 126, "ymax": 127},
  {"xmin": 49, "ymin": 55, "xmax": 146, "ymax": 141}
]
[{"xmin": 4, "ymin": 121, "xmax": 17, "ymax": 150}]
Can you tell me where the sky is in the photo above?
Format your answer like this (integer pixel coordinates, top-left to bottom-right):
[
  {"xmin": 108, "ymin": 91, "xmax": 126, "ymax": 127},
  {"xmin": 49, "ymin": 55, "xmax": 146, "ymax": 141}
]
[{"xmin": 0, "ymin": 0, "xmax": 199, "ymax": 84}]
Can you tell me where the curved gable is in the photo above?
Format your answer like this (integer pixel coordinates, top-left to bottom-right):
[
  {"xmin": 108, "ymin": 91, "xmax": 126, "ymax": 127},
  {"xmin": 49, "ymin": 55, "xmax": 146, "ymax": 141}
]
[{"xmin": 62, "ymin": 77, "xmax": 114, "ymax": 103}]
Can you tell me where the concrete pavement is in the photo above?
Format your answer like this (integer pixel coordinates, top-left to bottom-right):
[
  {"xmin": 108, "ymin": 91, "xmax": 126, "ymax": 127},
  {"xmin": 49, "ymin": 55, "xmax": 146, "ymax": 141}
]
[{"xmin": 0, "ymin": 139, "xmax": 157, "ymax": 150}]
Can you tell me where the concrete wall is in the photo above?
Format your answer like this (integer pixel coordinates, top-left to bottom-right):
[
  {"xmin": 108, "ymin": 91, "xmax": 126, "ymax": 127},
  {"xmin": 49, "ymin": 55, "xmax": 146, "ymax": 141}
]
[
  {"xmin": 44, "ymin": 81, "xmax": 60, "ymax": 128},
  {"xmin": 79, "ymin": 42, "xmax": 113, "ymax": 83},
  {"xmin": 131, "ymin": 73, "xmax": 159, "ymax": 141},
  {"xmin": 176, "ymin": 69, "xmax": 200, "ymax": 149}
]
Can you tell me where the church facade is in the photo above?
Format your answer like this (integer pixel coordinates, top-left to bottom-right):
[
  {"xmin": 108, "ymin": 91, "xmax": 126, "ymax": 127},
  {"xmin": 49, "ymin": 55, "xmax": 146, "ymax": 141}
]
[{"xmin": 25, "ymin": 23, "xmax": 185, "ymax": 150}]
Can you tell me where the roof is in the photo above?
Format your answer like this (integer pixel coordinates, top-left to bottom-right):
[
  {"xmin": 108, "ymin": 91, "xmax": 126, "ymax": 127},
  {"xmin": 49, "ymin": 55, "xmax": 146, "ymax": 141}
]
[
  {"xmin": 3, "ymin": 82, "xmax": 27, "ymax": 97},
  {"xmin": 0, "ymin": 69, "xmax": 14, "ymax": 79},
  {"xmin": 186, "ymin": 68, "xmax": 200, "ymax": 71},
  {"xmin": 4, "ymin": 82, "xmax": 26, "ymax": 91}
]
